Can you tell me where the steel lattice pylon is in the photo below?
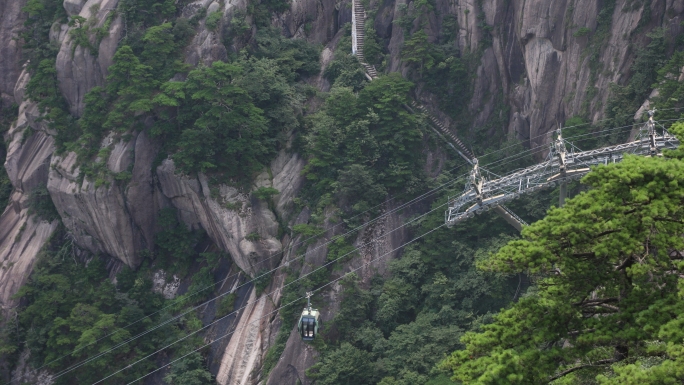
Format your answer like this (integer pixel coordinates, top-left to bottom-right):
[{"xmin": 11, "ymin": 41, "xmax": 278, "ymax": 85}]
[{"xmin": 445, "ymin": 112, "xmax": 680, "ymax": 228}]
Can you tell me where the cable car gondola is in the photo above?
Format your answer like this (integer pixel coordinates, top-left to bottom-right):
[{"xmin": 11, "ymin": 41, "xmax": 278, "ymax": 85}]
[{"xmin": 297, "ymin": 292, "xmax": 320, "ymax": 341}]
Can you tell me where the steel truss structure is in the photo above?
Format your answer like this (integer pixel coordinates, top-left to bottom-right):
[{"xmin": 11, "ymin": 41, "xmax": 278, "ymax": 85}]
[{"xmin": 445, "ymin": 111, "xmax": 680, "ymax": 228}]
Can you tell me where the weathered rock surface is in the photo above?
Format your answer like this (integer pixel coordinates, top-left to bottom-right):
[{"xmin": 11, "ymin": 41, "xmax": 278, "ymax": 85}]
[
  {"xmin": 216, "ymin": 289, "xmax": 274, "ymax": 385},
  {"xmin": 0, "ymin": 191, "xmax": 59, "ymax": 312},
  {"xmin": 0, "ymin": 94, "xmax": 59, "ymax": 316},
  {"xmin": 273, "ymin": 0, "xmax": 351, "ymax": 44},
  {"xmin": 10, "ymin": 349, "xmax": 54, "ymax": 385},
  {"xmin": 0, "ymin": 0, "xmax": 26, "ymax": 107},
  {"xmin": 156, "ymin": 150, "xmax": 305, "ymax": 276},
  {"xmin": 182, "ymin": 0, "xmax": 232, "ymax": 66},
  {"xmin": 265, "ymin": 328, "xmax": 319, "ymax": 385},
  {"xmin": 63, "ymin": 0, "xmax": 88, "ymax": 17},
  {"xmin": 47, "ymin": 131, "xmax": 161, "ymax": 267},
  {"xmin": 4, "ymin": 101, "xmax": 56, "ymax": 194},
  {"xmin": 394, "ymin": 0, "xmax": 684, "ymax": 152},
  {"xmin": 55, "ymin": 0, "xmax": 123, "ymax": 116}
]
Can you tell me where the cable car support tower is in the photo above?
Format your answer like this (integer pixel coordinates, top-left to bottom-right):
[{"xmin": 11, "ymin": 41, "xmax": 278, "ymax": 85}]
[{"xmin": 445, "ymin": 111, "xmax": 679, "ymax": 231}]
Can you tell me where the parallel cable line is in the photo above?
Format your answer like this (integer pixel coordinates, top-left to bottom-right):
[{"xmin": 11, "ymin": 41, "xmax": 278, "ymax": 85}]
[
  {"xmin": 18, "ymin": 127, "xmax": 608, "ymax": 383},
  {"xmin": 19, "ymin": 167, "xmax": 475, "ymax": 382},
  {"xmin": 50, "ymin": 198, "xmax": 456, "ymax": 383},
  {"xmin": 452, "ymin": 107, "xmax": 684, "ymax": 164},
  {"xmin": 15, "ymin": 114, "xmax": 671, "ymax": 383},
  {"xmin": 482, "ymin": 118, "xmax": 683, "ymax": 173},
  {"xmin": 101, "ymin": 223, "xmax": 448, "ymax": 385},
  {"xmin": 116, "ymin": 110, "xmax": 684, "ymax": 385}
]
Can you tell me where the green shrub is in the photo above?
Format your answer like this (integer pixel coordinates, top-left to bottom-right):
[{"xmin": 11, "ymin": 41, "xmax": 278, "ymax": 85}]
[
  {"xmin": 216, "ymin": 292, "xmax": 237, "ymax": 317},
  {"xmin": 154, "ymin": 208, "xmax": 202, "ymax": 273},
  {"xmin": 152, "ymin": 61, "xmax": 271, "ymax": 178},
  {"xmin": 291, "ymin": 223, "xmax": 321, "ymax": 237},
  {"xmin": 162, "ymin": 352, "xmax": 213, "ymax": 385},
  {"xmin": 0, "ymin": 104, "xmax": 16, "ymax": 208},
  {"xmin": 245, "ymin": 232, "xmax": 261, "ymax": 242},
  {"xmin": 205, "ymin": 11, "xmax": 222, "ymax": 31},
  {"xmin": 12, "ymin": 226, "xmax": 190, "ymax": 384},
  {"xmin": 27, "ymin": 186, "xmax": 60, "ymax": 221},
  {"xmin": 225, "ymin": 201, "xmax": 243, "ymax": 211},
  {"xmin": 186, "ymin": 266, "xmax": 214, "ymax": 304},
  {"xmin": 253, "ymin": 186, "xmax": 279, "ymax": 200},
  {"xmin": 253, "ymin": 269, "xmax": 272, "ymax": 295},
  {"xmin": 303, "ymin": 74, "xmax": 425, "ymax": 218},
  {"xmin": 573, "ymin": 26, "xmax": 591, "ymax": 37}
]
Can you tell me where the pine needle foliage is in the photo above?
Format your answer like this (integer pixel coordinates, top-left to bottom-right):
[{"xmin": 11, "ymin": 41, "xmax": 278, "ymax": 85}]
[{"xmin": 441, "ymin": 122, "xmax": 684, "ymax": 384}]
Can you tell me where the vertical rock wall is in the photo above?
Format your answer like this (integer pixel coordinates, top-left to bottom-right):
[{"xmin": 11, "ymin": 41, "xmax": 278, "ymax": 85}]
[
  {"xmin": 0, "ymin": 0, "xmax": 27, "ymax": 107},
  {"xmin": 55, "ymin": 0, "xmax": 123, "ymax": 116},
  {"xmin": 0, "ymin": 93, "xmax": 59, "ymax": 315}
]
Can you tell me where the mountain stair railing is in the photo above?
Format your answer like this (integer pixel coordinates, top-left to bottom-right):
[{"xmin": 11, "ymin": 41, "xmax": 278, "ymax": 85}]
[
  {"xmin": 351, "ymin": 0, "xmax": 473, "ymax": 161},
  {"xmin": 351, "ymin": 0, "xmax": 377, "ymax": 80},
  {"xmin": 445, "ymin": 110, "xmax": 680, "ymax": 230}
]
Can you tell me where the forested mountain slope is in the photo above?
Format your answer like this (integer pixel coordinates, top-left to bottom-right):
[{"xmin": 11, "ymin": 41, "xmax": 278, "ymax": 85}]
[{"xmin": 0, "ymin": 0, "xmax": 682, "ymax": 384}]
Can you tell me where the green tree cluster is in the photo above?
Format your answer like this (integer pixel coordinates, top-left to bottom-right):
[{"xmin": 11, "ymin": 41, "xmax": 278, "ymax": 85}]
[
  {"xmin": 324, "ymin": 28, "xmax": 368, "ymax": 92},
  {"xmin": 302, "ymin": 139, "xmax": 541, "ymax": 384},
  {"xmin": 442, "ymin": 123, "xmax": 684, "ymax": 384},
  {"xmin": 293, "ymin": 55, "xmax": 552, "ymax": 382},
  {"xmin": 149, "ymin": 26, "xmax": 317, "ymax": 182},
  {"xmin": 164, "ymin": 352, "xmax": 214, "ymax": 385},
  {"xmin": 152, "ymin": 60, "xmax": 270, "ymax": 176},
  {"xmin": 15, "ymin": 231, "xmax": 166, "ymax": 384},
  {"xmin": 303, "ymin": 74, "xmax": 425, "ymax": 218},
  {"xmin": 73, "ymin": 19, "xmax": 194, "ymax": 179},
  {"xmin": 23, "ymin": 0, "xmax": 319, "ymax": 187},
  {"xmin": 306, "ymin": 227, "xmax": 518, "ymax": 385}
]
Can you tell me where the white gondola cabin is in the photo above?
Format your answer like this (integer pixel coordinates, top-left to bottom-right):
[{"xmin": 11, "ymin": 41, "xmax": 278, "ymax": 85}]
[{"xmin": 297, "ymin": 292, "xmax": 320, "ymax": 341}]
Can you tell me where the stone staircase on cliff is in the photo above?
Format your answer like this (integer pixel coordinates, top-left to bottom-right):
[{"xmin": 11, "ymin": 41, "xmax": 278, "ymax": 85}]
[
  {"xmin": 410, "ymin": 101, "xmax": 473, "ymax": 159},
  {"xmin": 352, "ymin": 0, "xmax": 378, "ymax": 79},
  {"xmin": 351, "ymin": 0, "xmax": 473, "ymax": 160}
]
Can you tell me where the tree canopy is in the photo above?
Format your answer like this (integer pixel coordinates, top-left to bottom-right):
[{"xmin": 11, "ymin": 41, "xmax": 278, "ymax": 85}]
[{"xmin": 441, "ymin": 123, "xmax": 684, "ymax": 384}]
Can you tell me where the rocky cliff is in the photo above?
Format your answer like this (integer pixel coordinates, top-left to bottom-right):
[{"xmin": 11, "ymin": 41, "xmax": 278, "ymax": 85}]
[{"xmin": 0, "ymin": 0, "xmax": 681, "ymax": 384}]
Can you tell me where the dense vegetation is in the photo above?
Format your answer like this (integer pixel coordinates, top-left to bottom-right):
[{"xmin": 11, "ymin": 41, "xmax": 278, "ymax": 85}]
[
  {"xmin": 150, "ymin": 29, "xmax": 318, "ymax": 181},
  {"xmin": 298, "ymin": 95, "xmax": 551, "ymax": 385},
  {"xmin": 303, "ymin": 73, "xmax": 425, "ymax": 217}
]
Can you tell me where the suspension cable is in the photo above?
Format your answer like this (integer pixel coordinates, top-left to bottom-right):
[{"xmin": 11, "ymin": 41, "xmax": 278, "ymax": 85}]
[
  {"xmin": 103, "ymin": 223, "xmax": 448, "ymax": 385},
  {"xmin": 20, "ymin": 126, "xmax": 617, "ymax": 383},
  {"xmin": 49, "ymin": 198, "xmax": 456, "ymax": 383},
  {"xmin": 16, "ymin": 114, "xmax": 681, "ymax": 383}
]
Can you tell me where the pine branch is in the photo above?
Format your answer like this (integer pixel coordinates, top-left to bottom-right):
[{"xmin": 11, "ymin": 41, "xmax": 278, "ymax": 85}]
[{"xmin": 547, "ymin": 358, "xmax": 617, "ymax": 382}]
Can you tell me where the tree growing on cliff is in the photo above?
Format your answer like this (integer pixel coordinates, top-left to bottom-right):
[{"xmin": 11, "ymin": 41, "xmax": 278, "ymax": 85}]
[
  {"xmin": 303, "ymin": 74, "xmax": 425, "ymax": 217},
  {"xmin": 153, "ymin": 60, "xmax": 270, "ymax": 177},
  {"xmin": 441, "ymin": 123, "xmax": 684, "ymax": 384}
]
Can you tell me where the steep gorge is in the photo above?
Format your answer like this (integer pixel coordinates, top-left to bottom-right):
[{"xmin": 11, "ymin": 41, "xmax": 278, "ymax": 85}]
[{"xmin": 0, "ymin": 0, "xmax": 682, "ymax": 384}]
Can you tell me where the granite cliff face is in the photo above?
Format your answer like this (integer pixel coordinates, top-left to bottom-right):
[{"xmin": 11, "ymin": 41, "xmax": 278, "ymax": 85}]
[
  {"xmin": 0, "ymin": 0, "xmax": 682, "ymax": 384},
  {"xmin": 391, "ymin": 0, "xmax": 684, "ymax": 149},
  {"xmin": 0, "ymin": 0, "xmax": 26, "ymax": 108}
]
